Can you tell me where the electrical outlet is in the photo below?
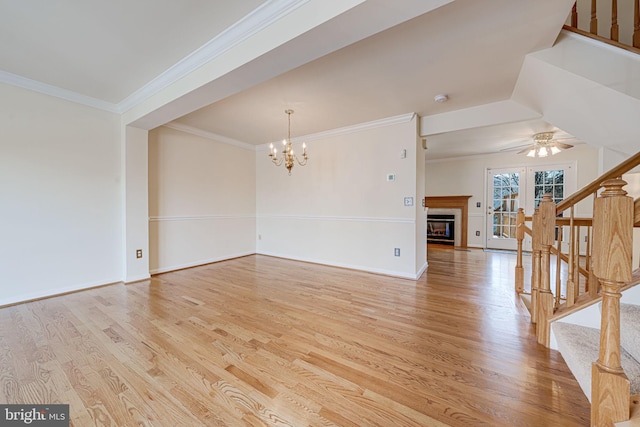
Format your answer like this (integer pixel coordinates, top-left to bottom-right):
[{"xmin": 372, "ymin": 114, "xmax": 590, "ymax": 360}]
[
  {"xmin": 387, "ymin": 173, "xmax": 396, "ymax": 182},
  {"xmin": 476, "ymin": 230, "xmax": 480, "ymax": 236},
  {"xmin": 394, "ymin": 248, "xmax": 400, "ymax": 257},
  {"xmin": 476, "ymin": 202, "xmax": 481, "ymax": 208},
  {"xmin": 136, "ymin": 249, "xmax": 143, "ymax": 259}
]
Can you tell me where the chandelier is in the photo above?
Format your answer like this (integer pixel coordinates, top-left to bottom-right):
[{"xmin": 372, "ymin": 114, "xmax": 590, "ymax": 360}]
[{"xmin": 268, "ymin": 109, "xmax": 308, "ymax": 175}]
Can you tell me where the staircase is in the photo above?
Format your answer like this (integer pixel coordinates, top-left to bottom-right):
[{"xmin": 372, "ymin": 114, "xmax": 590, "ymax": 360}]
[
  {"xmin": 515, "ymin": 152, "xmax": 640, "ymax": 426},
  {"xmin": 512, "ymin": 1, "xmax": 640, "ymax": 425}
]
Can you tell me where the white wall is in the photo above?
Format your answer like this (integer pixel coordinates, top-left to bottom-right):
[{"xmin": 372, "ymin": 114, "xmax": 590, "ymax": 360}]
[
  {"xmin": 256, "ymin": 114, "xmax": 425, "ymax": 279},
  {"xmin": 123, "ymin": 126, "xmax": 149, "ymax": 282},
  {"xmin": 0, "ymin": 83, "xmax": 122, "ymax": 305},
  {"xmin": 425, "ymin": 144, "xmax": 600, "ymax": 248},
  {"xmin": 148, "ymin": 126, "xmax": 256, "ymax": 273},
  {"xmin": 513, "ymin": 31, "xmax": 640, "ymax": 157}
]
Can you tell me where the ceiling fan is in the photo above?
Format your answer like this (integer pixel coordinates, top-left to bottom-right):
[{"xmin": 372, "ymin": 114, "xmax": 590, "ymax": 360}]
[{"xmin": 503, "ymin": 131, "xmax": 576, "ymax": 158}]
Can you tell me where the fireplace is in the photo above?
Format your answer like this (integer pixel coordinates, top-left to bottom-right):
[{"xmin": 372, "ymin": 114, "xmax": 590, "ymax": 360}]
[
  {"xmin": 427, "ymin": 214, "xmax": 455, "ymax": 246},
  {"xmin": 424, "ymin": 195, "xmax": 471, "ymax": 247}
]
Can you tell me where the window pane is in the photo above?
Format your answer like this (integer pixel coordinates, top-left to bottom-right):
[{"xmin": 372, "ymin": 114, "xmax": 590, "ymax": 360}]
[
  {"xmin": 535, "ymin": 172, "xmax": 543, "ymax": 185},
  {"xmin": 554, "ymin": 186, "xmax": 563, "ymax": 199}
]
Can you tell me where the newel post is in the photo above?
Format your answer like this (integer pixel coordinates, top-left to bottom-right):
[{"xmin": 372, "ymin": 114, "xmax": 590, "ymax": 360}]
[
  {"xmin": 531, "ymin": 207, "xmax": 541, "ymax": 324},
  {"xmin": 536, "ymin": 194, "xmax": 557, "ymax": 347},
  {"xmin": 591, "ymin": 179, "xmax": 633, "ymax": 427},
  {"xmin": 515, "ymin": 208, "xmax": 525, "ymax": 293}
]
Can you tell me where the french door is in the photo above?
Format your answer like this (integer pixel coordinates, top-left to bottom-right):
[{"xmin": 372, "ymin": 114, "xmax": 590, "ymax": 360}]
[
  {"xmin": 485, "ymin": 163, "xmax": 575, "ymax": 251},
  {"xmin": 486, "ymin": 167, "xmax": 524, "ymax": 250}
]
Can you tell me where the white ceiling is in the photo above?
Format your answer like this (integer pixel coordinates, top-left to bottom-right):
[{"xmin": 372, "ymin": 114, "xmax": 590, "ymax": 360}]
[{"xmin": 0, "ymin": 0, "xmax": 578, "ymax": 159}]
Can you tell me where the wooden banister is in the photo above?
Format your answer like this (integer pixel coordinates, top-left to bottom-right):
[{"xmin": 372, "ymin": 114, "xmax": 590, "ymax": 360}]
[
  {"xmin": 556, "ymin": 151, "xmax": 640, "ymax": 214},
  {"xmin": 536, "ymin": 195, "xmax": 557, "ymax": 347},
  {"xmin": 515, "ymin": 208, "xmax": 525, "ymax": 293},
  {"xmin": 531, "ymin": 208, "xmax": 542, "ymax": 324},
  {"xmin": 591, "ymin": 179, "xmax": 634, "ymax": 426},
  {"xmin": 565, "ymin": 0, "xmax": 640, "ymax": 53},
  {"xmin": 513, "ymin": 152, "xmax": 640, "ymax": 426}
]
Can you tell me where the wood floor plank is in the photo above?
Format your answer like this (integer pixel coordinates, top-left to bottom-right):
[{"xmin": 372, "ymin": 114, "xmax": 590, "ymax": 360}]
[{"xmin": 0, "ymin": 248, "xmax": 590, "ymax": 426}]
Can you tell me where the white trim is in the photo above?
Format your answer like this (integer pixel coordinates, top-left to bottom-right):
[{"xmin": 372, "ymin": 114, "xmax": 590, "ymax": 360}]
[
  {"xmin": 257, "ymin": 214, "xmax": 415, "ymax": 224},
  {"xmin": 257, "ymin": 251, "xmax": 423, "ymax": 280},
  {"xmin": 150, "ymin": 214, "xmax": 256, "ymax": 222},
  {"xmin": 124, "ymin": 274, "xmax": 151, "ymax": 284},
  {"xmin": 416, "ymin": 261, "xmax": 428, "ymax": 278},
  {"xmin": 162, "ymin": 122, "xmax": 255, "ymax": 150},
  {"xmin": 0, "ymin": 277, "xmax": 122, "ymax": 307},
  {"xmin": 257, "ymin": 112, "xmax": 417, "ymax": 150},
  {"xmin": 560, "ymin": 29, "xmax": 640, "ymax": 61},
  {"xmin": 118, "ymin": 0, "xmax": 310, "ymax": 112},
  {"xmin": 150, "ymin": 251, "xmax": 254, "ymax": 275},
  {"xmin": 0, "ymin": 71, "xmax": 119, "ymax": 112}
]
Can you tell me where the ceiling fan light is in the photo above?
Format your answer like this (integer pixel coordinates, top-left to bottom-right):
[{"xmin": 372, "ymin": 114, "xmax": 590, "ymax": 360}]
[
  {"xmin": 538, "ymin": 147, "xmax": 549, "ymax": 157},
  {"xmin": 526, "ymin": 147, "xmax": 537, "ymax": 157},
  {"xmin": 550, "ymin": 145, "xmax": 561, "ymax": 155}
]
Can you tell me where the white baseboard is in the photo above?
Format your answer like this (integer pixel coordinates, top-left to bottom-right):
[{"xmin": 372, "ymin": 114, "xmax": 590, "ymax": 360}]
[
  {"xmin": 258, "ymin": 250, "xmax": 425, "ymax": 280},
  {"xmin": 124, "ymin": 274, "xmax": 151, "ymax": 284},
  {"xmin": 149, "ymin": 251, "xmax": 255, "ymax": 275},
  {"xmin": 0, "ymin": 277, "xmax": 122, "ymax": 307}
]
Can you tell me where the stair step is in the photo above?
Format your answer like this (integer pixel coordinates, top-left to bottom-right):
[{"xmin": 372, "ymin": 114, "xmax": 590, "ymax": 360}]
[{"xmin": 553, "ymin": 322, "xmax": 640, "ymax": 402}]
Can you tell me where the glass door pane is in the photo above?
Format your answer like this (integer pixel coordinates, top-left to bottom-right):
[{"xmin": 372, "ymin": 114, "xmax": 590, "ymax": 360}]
[{"xmin": 486, "ymin": 167, "xmax": 524, "ymax": 250}]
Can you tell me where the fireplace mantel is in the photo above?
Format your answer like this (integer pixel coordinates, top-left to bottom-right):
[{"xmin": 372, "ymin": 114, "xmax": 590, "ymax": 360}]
[{"xmin": 424, "ymin": 196, "xmax": 472, "ymax": 248}]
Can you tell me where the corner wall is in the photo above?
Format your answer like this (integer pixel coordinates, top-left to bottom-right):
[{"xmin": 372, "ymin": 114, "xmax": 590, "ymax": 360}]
[
  {"xmin": 256, "ymin": 114, "xmax": 425, "ymax": 279},
  {"xmin": 148, "ymin": 126, "xmax": 256, "ymax": 273},
  {"xmin": 0, "ymin": 83, "xmax": 122, "ymax": 305}
]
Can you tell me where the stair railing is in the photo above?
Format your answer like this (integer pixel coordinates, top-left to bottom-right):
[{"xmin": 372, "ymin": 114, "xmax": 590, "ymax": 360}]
[
  {"xmin": 564, "ymin": 0, "xmax": 640, "ymax": 53},
  {"xmin": 515, "ymin": 151, "xmax": 640, "ymax": 427},
  {"xmin": 516, "ymin": 151, "xmax": 640, "ymax": 335}
]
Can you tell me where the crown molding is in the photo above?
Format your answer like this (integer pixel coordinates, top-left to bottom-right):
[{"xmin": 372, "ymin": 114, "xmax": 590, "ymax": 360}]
[
  {"xmin": 0, "ymin": 70, "xmax": 119, "ymax": 113},
  {"xmin": 257, "ymin": 112, "xmax": 416, "ymax": 150},
  {"xmin": 163, "ymin": 122, "xmax": 256, "ymax": 150},
  {"xmin": 117, "ymin": 0, "xmax": 310, "ymax": 113},
  {"xmin": 1, "ymin": 1, "xmax": 309, "ymax": 115}
]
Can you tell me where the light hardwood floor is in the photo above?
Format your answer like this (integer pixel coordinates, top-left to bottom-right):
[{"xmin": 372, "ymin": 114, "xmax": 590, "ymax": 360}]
[{"xmin": 0, "ymin": 247, "xmax": 589, "ymax": 426}]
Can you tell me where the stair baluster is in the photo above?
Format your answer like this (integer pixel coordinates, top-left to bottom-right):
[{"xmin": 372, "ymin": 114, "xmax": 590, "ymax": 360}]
[
  {"xmin": 516, "ymin": 208, "xmax": 525, "ymax": 293},
  {"xmin": 567, "ymin": 206, "xmax": 577, "ymax": 306},
  {"xmin": 591, "ymin": 178, "xmax": 634, "ymax": 426},
  {"xmin": 531, "ymin": 208, "xmax": 541, "ymax": 324},
  {"xmin": 555, "ymin": 226, "xmax": 563, "ymax": 309},
  {"xmin": 537, "ymin": 194, "xmax": 557, "ymax": 347}
]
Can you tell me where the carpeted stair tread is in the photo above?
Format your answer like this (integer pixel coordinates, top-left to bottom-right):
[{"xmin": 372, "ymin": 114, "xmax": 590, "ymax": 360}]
[
  {"xmin": 621, "ymin": 303, "xmax": 640, "ymax": 363},
  {"xmin": 553, "ymin": 322, "xmax": 640, "ymax": 402}
]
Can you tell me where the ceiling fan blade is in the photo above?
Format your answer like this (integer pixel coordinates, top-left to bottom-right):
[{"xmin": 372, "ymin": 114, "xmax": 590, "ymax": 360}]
[
  {"xmin": 553, "ymin": 141, "xmax": 574, "ymax": 149},
  {"xmin": 516, "ymin": 145, "xmax": 534, "ymax": 154},
  {"xmin": 499, "ymin": 143, "xmax": 532, "ymax": 152}
]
